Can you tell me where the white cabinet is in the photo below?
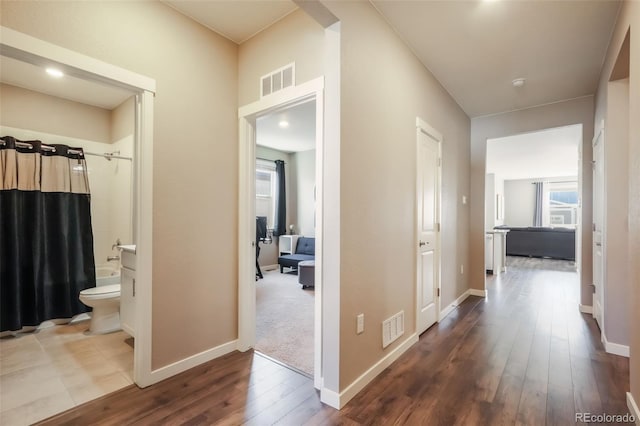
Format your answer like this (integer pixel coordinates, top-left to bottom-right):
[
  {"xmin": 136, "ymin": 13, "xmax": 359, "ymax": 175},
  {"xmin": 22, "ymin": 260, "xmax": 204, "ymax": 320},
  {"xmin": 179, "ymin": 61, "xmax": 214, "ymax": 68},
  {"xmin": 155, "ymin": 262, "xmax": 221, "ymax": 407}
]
[
  {"xmin": 279, "ymin": 235, "xmax": 300, "ymax": 255},
  {"xmin": 486, "ymin": 230, "xmax": 508, "ymax": 275},
  {"xmin": 485, "ymin": 234, "xmax": 494, "ymax": 272},
  {"xmin": 119, "ymin": 248, "xmax": 136, "ymax": 338}
]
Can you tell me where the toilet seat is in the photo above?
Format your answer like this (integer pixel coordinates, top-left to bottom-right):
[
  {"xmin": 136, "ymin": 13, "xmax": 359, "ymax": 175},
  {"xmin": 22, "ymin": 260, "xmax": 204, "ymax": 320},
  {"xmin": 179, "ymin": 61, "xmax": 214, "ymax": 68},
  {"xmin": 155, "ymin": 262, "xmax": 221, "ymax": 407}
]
[{"xmin": 80, "ymin": 284, "xmax": 120, "ymax": 299}]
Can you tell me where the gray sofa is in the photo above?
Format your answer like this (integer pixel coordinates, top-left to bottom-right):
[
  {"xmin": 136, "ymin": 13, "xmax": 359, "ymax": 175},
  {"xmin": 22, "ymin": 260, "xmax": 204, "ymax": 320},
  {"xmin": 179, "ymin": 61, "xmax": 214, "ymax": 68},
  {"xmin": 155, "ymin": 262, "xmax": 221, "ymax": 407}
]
[
  {"xmin": 278, "ymin": 237, "xmax": 315, "ymax": 272},
  {"xmin": 496, "ymin": 226, "xmax": 575, "ymax": 260}
]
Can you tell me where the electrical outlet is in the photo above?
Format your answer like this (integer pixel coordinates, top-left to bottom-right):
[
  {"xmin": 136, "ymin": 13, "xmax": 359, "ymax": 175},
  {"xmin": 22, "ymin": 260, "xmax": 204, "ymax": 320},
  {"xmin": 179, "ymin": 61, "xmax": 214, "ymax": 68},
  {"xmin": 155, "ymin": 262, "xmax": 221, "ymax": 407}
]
[
  {"xmin": 462, "ymin": 195, "xmax": 467, "ymax": 205},
  {"xmin": 460, "ymin": 264, "xmax": 464, "ymax": 274},
  {"xmin": 356, "ymin": 313, "xmax": 364, "ymax": 334}
]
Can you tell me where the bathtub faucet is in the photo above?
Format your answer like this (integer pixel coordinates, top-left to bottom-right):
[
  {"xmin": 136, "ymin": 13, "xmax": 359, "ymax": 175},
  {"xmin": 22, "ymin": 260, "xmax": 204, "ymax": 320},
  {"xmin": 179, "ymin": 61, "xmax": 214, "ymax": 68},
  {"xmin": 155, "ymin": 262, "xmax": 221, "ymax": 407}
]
[{"xmin": 107, "ymin": 255, "xmax": 120, "ymax": 262}]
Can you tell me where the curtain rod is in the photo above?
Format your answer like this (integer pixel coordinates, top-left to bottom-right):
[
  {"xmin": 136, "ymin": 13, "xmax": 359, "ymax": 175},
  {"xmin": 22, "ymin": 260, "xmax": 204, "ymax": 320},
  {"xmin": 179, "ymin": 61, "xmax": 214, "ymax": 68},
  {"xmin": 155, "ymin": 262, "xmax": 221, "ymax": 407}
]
[
  {"xmin": 531, "ymin": 181, "xmax": 577, "ymax": 184},
  {"xmin": 0, "ymin": 140, "xmax": 133, "ymax": 161},
  {"xmin": 256, "ymin": 157, "xmax": 286, "ymax": 164}
]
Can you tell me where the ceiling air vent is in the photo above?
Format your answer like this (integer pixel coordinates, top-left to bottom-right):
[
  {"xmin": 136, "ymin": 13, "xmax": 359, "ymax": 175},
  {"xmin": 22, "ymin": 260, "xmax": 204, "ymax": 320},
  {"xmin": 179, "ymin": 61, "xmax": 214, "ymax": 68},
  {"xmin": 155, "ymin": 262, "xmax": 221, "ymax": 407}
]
[{"xmin": 260, "ymin": 63, "xmax": 295, "ymax": 98}]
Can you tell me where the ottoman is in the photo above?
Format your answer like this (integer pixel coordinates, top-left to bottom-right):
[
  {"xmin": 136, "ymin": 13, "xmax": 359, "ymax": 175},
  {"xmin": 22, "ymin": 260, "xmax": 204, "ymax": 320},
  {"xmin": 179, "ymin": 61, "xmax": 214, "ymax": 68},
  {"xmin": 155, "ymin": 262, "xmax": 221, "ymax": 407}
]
[{"xmin": 298, "ymin": 260, "xmax": 315, "ymax": 289}]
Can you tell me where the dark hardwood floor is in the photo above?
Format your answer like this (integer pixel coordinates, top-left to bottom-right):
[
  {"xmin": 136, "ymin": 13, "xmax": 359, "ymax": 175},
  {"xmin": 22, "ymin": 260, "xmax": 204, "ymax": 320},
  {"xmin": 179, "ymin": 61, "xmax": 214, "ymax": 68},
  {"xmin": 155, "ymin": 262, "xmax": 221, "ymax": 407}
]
[{"xmin": 38, "ymin": 257, "xmax": 631, "ymax": 425}]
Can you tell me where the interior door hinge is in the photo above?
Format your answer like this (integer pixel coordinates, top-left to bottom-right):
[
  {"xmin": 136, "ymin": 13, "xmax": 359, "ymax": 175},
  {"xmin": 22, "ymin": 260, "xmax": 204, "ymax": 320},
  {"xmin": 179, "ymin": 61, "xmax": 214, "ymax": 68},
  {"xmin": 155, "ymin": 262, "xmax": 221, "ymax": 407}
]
[
  {"xmin": 438, "ymin": 158, "xmax": 442, "ymax": 167},
  {"xmin": 437, "ymin": 223, "xmax": 441, "ymax": 232},
  {"xmin": 437, "ymin": 288, "xmax": 440, "ymax": 297}
]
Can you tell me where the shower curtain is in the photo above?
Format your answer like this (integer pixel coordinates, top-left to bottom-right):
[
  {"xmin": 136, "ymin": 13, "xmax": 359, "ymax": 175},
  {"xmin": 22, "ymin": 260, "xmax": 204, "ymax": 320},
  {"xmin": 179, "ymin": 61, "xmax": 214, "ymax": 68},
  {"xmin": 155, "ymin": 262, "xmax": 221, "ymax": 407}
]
[{"xmin": 1, "ymin": 136, "xmax": 96, "ymax": 332}]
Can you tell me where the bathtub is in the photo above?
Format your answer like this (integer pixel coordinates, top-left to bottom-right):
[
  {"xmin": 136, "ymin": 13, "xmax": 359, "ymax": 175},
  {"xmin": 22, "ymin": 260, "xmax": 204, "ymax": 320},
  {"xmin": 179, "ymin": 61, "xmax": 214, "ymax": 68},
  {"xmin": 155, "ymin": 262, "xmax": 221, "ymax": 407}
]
[
  {"xmin": 0, "ymin": 264, "xmax": 120, "ymax": 336},
  {"xmin": 96, "ymin": 264, "xmax": 120, "ymax": 286}
]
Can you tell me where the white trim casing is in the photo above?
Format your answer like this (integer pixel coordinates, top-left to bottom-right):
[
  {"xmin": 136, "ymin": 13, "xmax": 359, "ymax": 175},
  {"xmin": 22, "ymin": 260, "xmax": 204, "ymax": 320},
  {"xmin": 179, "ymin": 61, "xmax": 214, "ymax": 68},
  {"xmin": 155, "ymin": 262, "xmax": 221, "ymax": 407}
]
[
  {"xmin": 578, "ymin": 304, "xmax": 593, "ymax": 314},
  {"xmin": 238, "ymin": 77, "xmax": 326, "ymax": 392},
  {"xmin": 237, "ymin": 116, "xmax": 257, "ymax": 352},
  {"xmin": 133, "ymin": 91, "xmax": 155, "ymax": 387},
  {"xmin": 439, "ymin": 290, "xmax": 471, "ymax": 321},
  {"xmin": 627, "ymin": 392, "xmax": 640, "ymax": 426},
  {"xmin": 321, "ymin": 21, "xmax": 341, "ymax": 398},
  {"xmin": 0, "ymin": 27, "xmax": 155, "ymax": 94},
  {"xmin": 601, "ymin": 330, "xmax": 630, "ymax": 357},
  {"xmin": 322, "ymin": 334, "xmax": 419, "ymax": 409}
]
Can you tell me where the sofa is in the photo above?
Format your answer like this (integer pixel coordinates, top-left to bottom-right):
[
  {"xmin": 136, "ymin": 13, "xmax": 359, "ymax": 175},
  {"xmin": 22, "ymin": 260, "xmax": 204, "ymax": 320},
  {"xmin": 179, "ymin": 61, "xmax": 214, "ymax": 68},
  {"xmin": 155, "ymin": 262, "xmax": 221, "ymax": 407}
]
[
  {"xmin": 495, "ymin": 226, "xmax": 575, "ymax": 260},
  {"xmin": 278, "ymin": 237, "xmax": 315, "ymax": 273}
]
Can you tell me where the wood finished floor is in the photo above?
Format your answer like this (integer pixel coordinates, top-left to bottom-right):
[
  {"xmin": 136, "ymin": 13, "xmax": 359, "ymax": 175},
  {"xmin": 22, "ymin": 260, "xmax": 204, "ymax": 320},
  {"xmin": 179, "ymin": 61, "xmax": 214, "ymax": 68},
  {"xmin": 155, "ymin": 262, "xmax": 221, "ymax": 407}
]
[{"xmin": 37, "ymin": 257, "xmax": 631, "ymax": 425}]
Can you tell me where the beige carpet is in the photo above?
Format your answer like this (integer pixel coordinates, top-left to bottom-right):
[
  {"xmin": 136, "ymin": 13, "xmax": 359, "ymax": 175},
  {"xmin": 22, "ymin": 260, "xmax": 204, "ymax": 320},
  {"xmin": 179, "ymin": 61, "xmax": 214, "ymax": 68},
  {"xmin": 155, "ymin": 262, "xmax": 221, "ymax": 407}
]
[{"xmin": 255, "ymin": 269, "xmax": 314, "ymax": 376}]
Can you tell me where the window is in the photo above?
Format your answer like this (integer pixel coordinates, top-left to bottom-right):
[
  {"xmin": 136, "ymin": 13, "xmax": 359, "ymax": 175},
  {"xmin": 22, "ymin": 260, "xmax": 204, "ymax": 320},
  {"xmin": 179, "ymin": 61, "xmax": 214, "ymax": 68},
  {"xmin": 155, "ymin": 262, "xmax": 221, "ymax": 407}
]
[
  {"xmin": 256, "ymin": 160, "xmax": 276, "ymax": 229},
  {"xmin": 547, "ymin": 182, "xmax": 578, "ymax": 227}
]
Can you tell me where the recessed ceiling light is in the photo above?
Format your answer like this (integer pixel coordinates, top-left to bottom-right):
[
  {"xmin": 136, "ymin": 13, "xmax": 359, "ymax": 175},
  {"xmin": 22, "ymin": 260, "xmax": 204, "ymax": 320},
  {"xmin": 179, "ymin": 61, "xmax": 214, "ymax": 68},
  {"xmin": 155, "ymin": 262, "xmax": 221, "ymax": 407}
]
[
  {"xmin": 512, "ymin": 78, "xmax": 526, "ymax": 88},
  {"xmin": 45, "ymin": 68, "xmax": 64, "ymax": 78},
  {"xmin": 278, "ymin": 120, "xmax": 289, "ymax": 128}
]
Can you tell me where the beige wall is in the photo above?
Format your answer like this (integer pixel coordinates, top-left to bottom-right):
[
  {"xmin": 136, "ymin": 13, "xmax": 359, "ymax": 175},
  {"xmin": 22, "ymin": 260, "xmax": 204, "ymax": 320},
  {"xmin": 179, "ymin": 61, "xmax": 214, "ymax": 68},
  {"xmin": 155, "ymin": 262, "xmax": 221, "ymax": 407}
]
[
  {"xmin": 323, "ymin": 1, "xmax": 471, "ymax": 390},
  {"xmin": 290, "ymin": 149, "xmax": 316, "ymax": 237},
  {"xmin": 1, "ymin": 1, "xmax": 239, "ymax": 369},
  {"xmin": 109, "ymin": 97, "xmax": 135, "ymax": 255},
  {"xmin": 255, "ymin": 145, "xmax": 291, "ymax": 268},
  {"xmin": 0, "ymin": 83, "xmax": 111, "ymax": 143},
  {"xmin": 593, "ymin": 0, "xmax": 639, "ymax": 403},
  {"xmin": 470, "ymin": 97, "xmax": 594, "ymax": 307},
  {"xmin": 238, "ymin": 8, "xmax": 325, "ymax": 106},
  {"xmin": 111, "ymin": 96, "xmax": 135, "ymax": 143}
]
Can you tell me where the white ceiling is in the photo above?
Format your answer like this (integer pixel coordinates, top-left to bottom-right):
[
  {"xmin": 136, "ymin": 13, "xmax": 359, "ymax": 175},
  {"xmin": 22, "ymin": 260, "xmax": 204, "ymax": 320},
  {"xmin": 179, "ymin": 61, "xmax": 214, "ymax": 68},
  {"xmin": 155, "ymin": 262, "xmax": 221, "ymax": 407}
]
[
  {"xmin": 370, "ymin": 0, "xmax": 621, "ymax": 117},
  {"xmin": 486, "ymin": 125, "xmax": 581, "ymax": 180},
  {"xmin": 163, "ymin": 0, "xmax": 621, "ymax": 118},
  {"xmin": 0, "ymin": 55, "xmax": 134, "ymax": 110},
  {"xmin": 163, "ymin": 0, "xmax": 298, "ymax": 44},
  {"xmin": 256, "ymin": 99, "xmax": 316, "ymax": 153}
]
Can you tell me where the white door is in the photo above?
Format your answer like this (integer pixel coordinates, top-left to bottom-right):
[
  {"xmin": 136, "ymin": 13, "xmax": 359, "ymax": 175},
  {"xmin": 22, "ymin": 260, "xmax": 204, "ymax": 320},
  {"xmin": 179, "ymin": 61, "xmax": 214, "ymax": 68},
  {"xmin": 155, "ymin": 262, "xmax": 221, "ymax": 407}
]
[
  {"xmin": 416, "ymin": 124, "xmax": 441, "ymax": 335},
  {"xmin": 592, "ymin": 130, "xmax": 604, "ymax": 329}
]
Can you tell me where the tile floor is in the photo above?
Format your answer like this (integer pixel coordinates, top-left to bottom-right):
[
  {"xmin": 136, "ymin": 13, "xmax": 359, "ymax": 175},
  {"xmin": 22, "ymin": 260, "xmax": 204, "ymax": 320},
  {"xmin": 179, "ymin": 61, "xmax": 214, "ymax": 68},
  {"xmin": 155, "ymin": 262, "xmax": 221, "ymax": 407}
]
[{"xmin": 0, "ymin": 320, "xmax": 133, "ymax": 425}]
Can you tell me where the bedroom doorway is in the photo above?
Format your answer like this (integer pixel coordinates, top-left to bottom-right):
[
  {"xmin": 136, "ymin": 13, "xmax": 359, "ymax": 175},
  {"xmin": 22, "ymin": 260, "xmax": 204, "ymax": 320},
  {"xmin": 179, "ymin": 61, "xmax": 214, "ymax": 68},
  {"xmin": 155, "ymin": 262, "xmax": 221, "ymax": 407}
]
[
  {"xmin": 253, "ymin": 99, "xmax": 317, "ymax": 376},
  {"xmin": 238, "ymin": 78, "xmax": 324, "ymax": 389}
]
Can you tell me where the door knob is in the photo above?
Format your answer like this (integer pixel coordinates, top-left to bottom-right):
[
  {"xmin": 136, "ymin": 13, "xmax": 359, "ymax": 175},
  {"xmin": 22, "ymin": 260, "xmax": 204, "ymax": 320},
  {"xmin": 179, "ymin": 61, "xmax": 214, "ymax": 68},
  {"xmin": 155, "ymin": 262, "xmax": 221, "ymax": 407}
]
[{"xmin": 419, "ymin": 241, "xmax": 426, "ymax": 247}]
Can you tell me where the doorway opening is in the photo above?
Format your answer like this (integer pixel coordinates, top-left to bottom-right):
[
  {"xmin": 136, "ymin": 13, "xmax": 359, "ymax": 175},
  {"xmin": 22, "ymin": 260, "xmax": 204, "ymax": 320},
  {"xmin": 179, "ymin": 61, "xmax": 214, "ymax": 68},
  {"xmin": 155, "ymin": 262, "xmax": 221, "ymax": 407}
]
[
  {"xmin": 254, "ymin": 99, "xmax": 317, "ymax": 376},
  {"xmin": 238, "ymin": 78, "xmax": 324, "ymax": 389},
  {"xmin": 484, "ymin": 124, "xmax": 582, "ymax": 291},
  {"xmin": 0, "ymin": 26, "xmax": 155, "ymax": 423}
]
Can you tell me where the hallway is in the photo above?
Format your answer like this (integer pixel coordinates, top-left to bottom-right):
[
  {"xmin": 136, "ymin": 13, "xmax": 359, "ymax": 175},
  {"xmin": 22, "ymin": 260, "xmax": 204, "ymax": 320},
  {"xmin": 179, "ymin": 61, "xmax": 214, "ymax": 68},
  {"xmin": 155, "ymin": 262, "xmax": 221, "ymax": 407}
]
[{"xmin": 39, "ymin": 258, "xmax": 630, "ymax": 425}]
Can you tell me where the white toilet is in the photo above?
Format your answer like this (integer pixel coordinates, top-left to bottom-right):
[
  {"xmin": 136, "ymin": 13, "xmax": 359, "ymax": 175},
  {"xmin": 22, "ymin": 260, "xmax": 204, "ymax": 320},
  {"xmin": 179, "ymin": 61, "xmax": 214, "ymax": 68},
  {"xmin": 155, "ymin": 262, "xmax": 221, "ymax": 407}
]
[{"xmin": 79, "ymin": 284, "xmax": 121, "ymax": 334}]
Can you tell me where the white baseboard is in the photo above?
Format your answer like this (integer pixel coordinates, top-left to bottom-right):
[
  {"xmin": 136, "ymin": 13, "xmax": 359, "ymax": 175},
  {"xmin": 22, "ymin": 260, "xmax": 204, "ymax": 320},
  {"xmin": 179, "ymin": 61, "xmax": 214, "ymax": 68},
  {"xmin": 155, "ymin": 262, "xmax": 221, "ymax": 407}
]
[
  {"xmin": 327, "ymin": 333, "xmax": 419, "ymax": 409},
  {"xmin": 148, "ymin": 340, "xmax": 237, "ymax": 384},
  {"xmin": 439, "ymin": 289, "xmax": 471, "ymax": 321},
  {"xmin": 601, "ymin": 331, "xmax": 630, "ymax": 357},
  {"xmin": 627, "ymin": 392, "xmax": 640, "ymax": 425},
  {"xmin": 262, "ymin": 264, "xmax": 279, "ymax": 271},
  {"xmin": 578, "ymin": 304, "xmax": 593, "ymax": 314},
  {"xmin": 320, "ymin": 387, "xmax": 340, "ymax": 409},
  {"xmin": 468, "ymin": 289, "xmax": 487, "ymax": 297}
]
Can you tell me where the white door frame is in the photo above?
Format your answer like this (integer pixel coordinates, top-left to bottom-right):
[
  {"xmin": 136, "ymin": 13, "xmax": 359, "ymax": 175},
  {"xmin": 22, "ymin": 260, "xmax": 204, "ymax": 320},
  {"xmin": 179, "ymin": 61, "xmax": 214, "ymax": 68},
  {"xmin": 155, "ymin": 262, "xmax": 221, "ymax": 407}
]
[
  {"xmin": 415, "ymin": 117, "xmax": 442, "ymax": 328},
  {"xmin": 0, "ymin": 27, "xmax": 157, "ymax": 387},
  {"xmin": 592, "ymin": 126, "xmax": 605, "ymax": 328},
  {"xmin": 238, "ymin": 77, "xmax": 324, "ymax": 389}
]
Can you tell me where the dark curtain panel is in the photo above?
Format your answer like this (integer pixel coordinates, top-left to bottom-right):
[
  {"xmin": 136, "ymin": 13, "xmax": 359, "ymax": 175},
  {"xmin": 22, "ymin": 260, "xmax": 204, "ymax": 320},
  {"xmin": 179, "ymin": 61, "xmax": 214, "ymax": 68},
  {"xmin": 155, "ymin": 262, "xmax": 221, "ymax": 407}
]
[
  {"xmin": 1, "ymin": 136, "xmax": 96, "ymax": 332},
  {"xmin": 273, "ymin": 160, "xmax": 286, "ymax": 237},
  {"xmin": 533, "ymin": 181, "xmax": 544, "ymax": 227}
]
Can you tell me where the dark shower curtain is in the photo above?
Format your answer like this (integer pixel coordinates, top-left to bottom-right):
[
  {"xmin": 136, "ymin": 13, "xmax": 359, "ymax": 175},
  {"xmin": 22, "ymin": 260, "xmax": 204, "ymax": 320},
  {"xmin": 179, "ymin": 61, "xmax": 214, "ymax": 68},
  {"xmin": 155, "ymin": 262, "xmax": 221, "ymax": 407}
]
[
  {"xmin": 1, "ymin": 136, "xmax": 96, "ymax": 332},
  {"xmin": 273, "ymin": 159, "xmax": 286, "ymax": 237}
]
